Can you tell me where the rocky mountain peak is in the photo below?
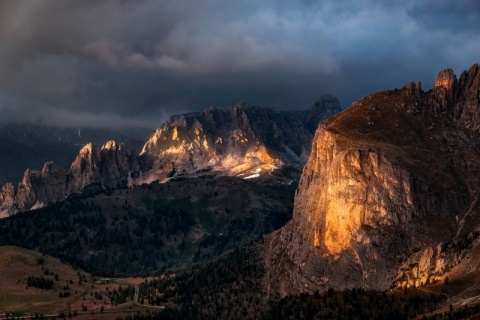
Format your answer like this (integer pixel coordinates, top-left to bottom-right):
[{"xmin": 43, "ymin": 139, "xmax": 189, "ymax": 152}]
[
  {"xmin": 78, "ymin": 142, "xmax": 94, "ymax": 155},
  {"xmin": 432, "ymin": 68, "xmax": 458, "ymax": 109},
  {"xmin": 265, "ymin": 63, "xmax": 480, "ymax": 296},
  {"xmin": 0, "ymin": 139, "xmax": 136, "ymax": 215},
  {"xmin": 455, "ymin": 63, "xmax": 480, "ymax": 131},
  {"xmin": 101, "ymin": 140, "xmax": 120, "ymax": 151},
  {"xmin": 307, "ymin": 94, "xmax": 342, "ymax": 131},
  {"xmin": 138, "ymin": 100, "xmax": 340, "ymax": 183},
  {"xmin": 434, "ymin": 68, "xmax": 457, "ymax": 92},
  {"xmin": 68, "ymin": 140, "xmax": 133, "ymax": 193}
]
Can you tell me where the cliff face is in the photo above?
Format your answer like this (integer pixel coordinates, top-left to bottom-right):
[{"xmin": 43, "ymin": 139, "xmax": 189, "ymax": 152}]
[
  {"xmin": 0, "ymin": 141, "xmax": 135, "ymax": 216},
  {"xmin": 139, "ymin": 97, "xmax": 341, "ymax": 182},
  {"xmin": 67, "ymin": 141, "xmax": 133, "ymax": 193},
  {"xmin": 15, "ymin": 162, "xmax": 68, "ymax": 211},
  {"xmin": 265, "ymin": 64, "xmax": 480, "ymax": 296}
]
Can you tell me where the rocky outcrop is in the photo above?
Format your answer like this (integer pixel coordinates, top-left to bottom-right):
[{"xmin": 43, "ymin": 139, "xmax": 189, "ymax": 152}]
[
  {"xmin": 434, "ymin": 68, "xmax": 457, "ymax": 93},
  {"xmin": 15, "ymin": 162, "xmax": 68, "ymax": 210},
  {"xmin": 139, "ymin": 99, "xmax": 341, "ymax": 182},
  {"xmin": 265, "ymin": 63, "xmax": 480, "ymax": 296},
  {"xmin": 455, "ymin": 64, "xmax": 480, "ymax": 131},
  {"xmin": 0, "ymin": 183, "xmax": 16, "ymax": 218},
  {"xmin": 0, "ymin": 140, "xmax": 135, "ymax": 215},
  {"xmin": 67, "ymin": 141, "xmax": 133, "ymax": 193}
]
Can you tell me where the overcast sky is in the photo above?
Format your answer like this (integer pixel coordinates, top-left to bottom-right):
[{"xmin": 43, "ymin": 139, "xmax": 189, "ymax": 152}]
[{"xmin": 0, "ymin": 0, "xmax": 479, "ymax": 128}]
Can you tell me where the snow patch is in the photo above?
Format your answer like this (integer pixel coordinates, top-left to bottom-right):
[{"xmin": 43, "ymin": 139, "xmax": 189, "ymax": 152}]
[{"xmin": 243, "ymin": 173, "xmax": 260, "ymax": 179}]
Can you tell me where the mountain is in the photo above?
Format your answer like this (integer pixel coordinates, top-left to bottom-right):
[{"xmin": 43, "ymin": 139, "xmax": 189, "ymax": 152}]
[
  {"xmin": 0, "ymin": 141, "xmax": 136, "ymax": 217},
  {"xmin": 0, "ymin": 97, "xmax": 341, "ymax": 216},
  {"xmin": 138, "ymin": 96, "xmax": 341, "ymax": 183},
  {"xmin": 0, "ymin": 97, "xmax": 343, "ymax": 274},
  {"xmin": 128, "ymin": 64, "xmax": 480, "ymax": 319},
  {"xmin": 264, "ymin": 63, "xmax": 480, "ymax": 296},
  {"xmin": 0, "ymin": 124, "xmax": 149, "ymax": 185}
]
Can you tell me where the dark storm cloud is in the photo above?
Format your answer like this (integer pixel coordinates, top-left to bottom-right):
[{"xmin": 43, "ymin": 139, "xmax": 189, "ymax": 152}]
[
  {"xmin": 409, "ymin": 0, "xmax": 480, "ymax": 32},
  {"xmin": 0, "ymin": 0, "xmax": 478, "ymax": 128}
]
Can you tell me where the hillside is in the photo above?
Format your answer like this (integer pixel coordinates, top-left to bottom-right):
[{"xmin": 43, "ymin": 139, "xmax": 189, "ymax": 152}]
[
  {"xmin": 0, "ymin": 176, "xmax": 294, "ymax": 276},
  {"xmin": 0, "ymin": 245, "xmax": 152, "ymax": 318}
]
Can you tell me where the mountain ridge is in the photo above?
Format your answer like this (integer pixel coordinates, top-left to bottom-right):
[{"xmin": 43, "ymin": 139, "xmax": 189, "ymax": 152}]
[
  {"xmin": 138, "ymin": 97, "xmax": 341, "ymax": 183},
  {"xmin": 0, "ymin": 96, "xmax": 341, "ymax": 216}
]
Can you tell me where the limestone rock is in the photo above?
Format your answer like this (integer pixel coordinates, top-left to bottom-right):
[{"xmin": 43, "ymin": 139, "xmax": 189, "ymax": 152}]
[
  {"xmin": 67, "ymin": 141, "xmax": 133, "ymax": 193},
  {"xmin": 28, "ymin": 162, "xmax": 68, "ymax": 206},
  {"xmin": 434, "ymin": 68, "xmax": 457, "ymax": 93},
  {"xmin": 0, "ymin": 140, "xmax": 136, "ymax": 214},
  {"xmin": 15, "ymin": 169, "xmax": 38, "ymax": 210},
  {"xmin": 139, "ymin": 100, "xmax": 340, "ymax": 182},
  {"xmin": 67, "ymin": 143, "xmax": 101, "ymax": 193},
  {"xmin": 455, "ymin": 63, "xmax": 480, "ymax": 131},
  {"xmin": 0, "ymin": 183, "xmax": 16, "ymax": 217},
  {"xmin": 265, "ymin": 63, "xmax": 480, "ymax": 296}
]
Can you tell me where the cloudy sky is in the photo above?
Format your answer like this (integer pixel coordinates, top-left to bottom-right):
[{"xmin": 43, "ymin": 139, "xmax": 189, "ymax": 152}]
[{"xmin": 0, "ymin": 0, "xmax": 479, "ymax": 128}]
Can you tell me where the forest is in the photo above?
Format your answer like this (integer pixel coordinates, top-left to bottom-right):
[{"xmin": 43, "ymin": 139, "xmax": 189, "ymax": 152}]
[{"xmin": 0, "ymin": 177, "xmax": 293, "ymax": 276}]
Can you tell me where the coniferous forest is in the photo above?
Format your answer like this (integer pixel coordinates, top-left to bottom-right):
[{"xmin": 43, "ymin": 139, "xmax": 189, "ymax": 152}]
[{"xmin": 0, "ymin": 177, "xmax": 294, "ymax": 276}]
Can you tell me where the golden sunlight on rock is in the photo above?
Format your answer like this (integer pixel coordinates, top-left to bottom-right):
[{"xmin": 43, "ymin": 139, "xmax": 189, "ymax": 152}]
[
  {"xmin": 267, "ymin": 66, "xmax": 480, "ymax": 296},
  {"xmin": 172, "ymin": 127, "xmax": 179, "ymax": 140},
  {"xmin": 251, "ymin": 145, "xmax": 275, "ymax": 164},
  {"xmin": 323, "ymin": 200, "xmax": 363, "ymax": 257}
]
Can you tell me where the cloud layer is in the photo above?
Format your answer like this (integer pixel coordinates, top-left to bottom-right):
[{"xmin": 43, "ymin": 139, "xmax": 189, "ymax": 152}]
[{"xmin": 0, "ymin": 0, "xmax": 479, "ymax": 128}]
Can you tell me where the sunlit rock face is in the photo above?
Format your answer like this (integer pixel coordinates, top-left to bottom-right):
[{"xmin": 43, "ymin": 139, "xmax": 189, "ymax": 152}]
[
  {"xmin": 139, "ymin": 99, "xmax": 341, "ymax": 183},
  {"xmin": 67, "ymin": 141, "xmax": 134, "ymax": 193},
  {"xmin": 0, "ymin": 140, "xmax": 135, "ymax": 215},
  {"xmin": 434, "ymin": 68, "xmax": 457, "ymax": 92},
  {"xmin": 265, "ymin": 64, "xmax": 480, "ymax": 296}
]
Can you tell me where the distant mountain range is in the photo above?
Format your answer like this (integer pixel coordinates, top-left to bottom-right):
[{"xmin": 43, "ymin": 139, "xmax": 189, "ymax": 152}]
[{"xmin": 0, "ymin": 95, "xmax": 341, "ymax": 216}]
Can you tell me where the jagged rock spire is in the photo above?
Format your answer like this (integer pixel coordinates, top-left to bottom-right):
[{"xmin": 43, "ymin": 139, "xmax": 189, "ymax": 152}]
[{"xmin": 434, "ymin": 68, "xmax": 458, "ymax": 97}]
